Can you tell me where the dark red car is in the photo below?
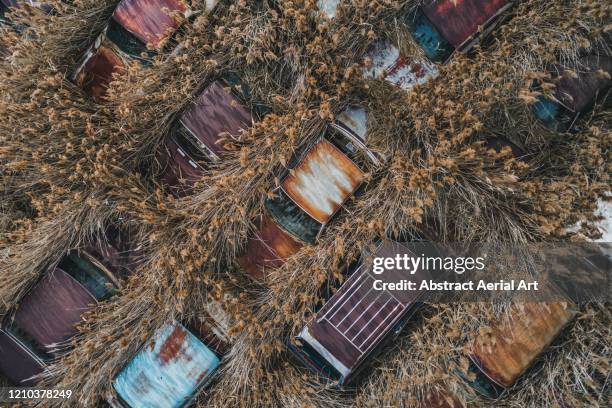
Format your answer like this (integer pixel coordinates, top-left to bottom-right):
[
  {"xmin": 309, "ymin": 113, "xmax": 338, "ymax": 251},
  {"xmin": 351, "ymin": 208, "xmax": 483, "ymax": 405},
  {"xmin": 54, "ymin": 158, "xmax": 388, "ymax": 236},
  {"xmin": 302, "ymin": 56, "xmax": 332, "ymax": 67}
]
[
  {"xmin": 155, "ymin": 75, "xmax": 262, "ymax": 197},
  {"xmin": 0, "ymin": 229, "xmax": 140, "ymax": 385},
  {"xmin": 289, "ymin": 240, "xmax": 430, "ymax": 385},
  {"xmin": 72, "ymin": 0, "xmax": 220, "ymax": 101},
  {"xmin": 456, "ymin": 302, "xmax": 577, "ymax": 399},
  {"xmin": 406, "ymin": 0, "xmax": 512, "ymax": 64},
  {"xmin": 238, "ymin": 106, "xmax": 378, "ymax": 280}
]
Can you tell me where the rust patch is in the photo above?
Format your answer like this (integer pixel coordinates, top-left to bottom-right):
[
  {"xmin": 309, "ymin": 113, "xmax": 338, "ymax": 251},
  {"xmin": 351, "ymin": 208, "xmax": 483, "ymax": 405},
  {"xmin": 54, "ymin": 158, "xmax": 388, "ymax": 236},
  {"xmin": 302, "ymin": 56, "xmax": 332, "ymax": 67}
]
[
  {"xmin": 469, "ymin": 302, "xmax": 576, "ymax": 387},
  {"xmin": 238, "ymin": 214, "xmax": 303, "ymax": 279},
  {"xmin": 282, "ymin": 140, "xmax": 364, "ymax": 224},
  {"xmin": 156, "ymin": 324, "xmax": 187, "ymax": 365}
]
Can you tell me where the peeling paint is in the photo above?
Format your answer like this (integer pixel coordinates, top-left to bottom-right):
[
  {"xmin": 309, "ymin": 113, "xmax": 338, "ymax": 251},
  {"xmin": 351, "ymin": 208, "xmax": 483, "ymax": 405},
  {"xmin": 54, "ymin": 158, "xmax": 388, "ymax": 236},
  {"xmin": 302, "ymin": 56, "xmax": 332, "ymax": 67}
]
[
  {"xmin": 469, "ymin": 302, "xmax": 577, "ymax": 389},
  {"xmin": 113, "ymin": 321, "xmax": 220, "ymax": 408},
  {"xmin": 282, "ymin": 140, "xmax": 364, "ymax": 224},
  {"xmin": 362, "ymin": 40, "xmax": 438, "ymax": 90}
]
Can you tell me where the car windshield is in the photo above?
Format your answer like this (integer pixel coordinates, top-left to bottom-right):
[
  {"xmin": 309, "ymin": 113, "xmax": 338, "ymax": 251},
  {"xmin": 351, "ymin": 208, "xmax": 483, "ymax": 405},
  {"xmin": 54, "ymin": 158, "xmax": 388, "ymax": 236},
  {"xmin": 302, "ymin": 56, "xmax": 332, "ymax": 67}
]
[
  {"xmin": 106, "ymin": 18, "xmax": 150, "ymax": 61},
  {"xmin": 264, "ymin": 190, "xmax": 321, "ymax": 244},
  {"xmin": 406, "ymin": 8, "xmax": 453, "ymax": 64},
  {"xmin": 58, "ymin": 252, "xmax": 116, "ymax": 301}
]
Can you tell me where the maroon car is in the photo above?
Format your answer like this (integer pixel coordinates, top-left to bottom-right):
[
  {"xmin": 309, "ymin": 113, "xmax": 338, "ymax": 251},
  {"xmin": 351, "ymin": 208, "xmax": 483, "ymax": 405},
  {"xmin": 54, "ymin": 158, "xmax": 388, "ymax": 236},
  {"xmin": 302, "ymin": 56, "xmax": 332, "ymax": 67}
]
[
  {"xmin": 0, "ymin": 230, "xmax": 139, "ymax": 385},
  {"xmin": 72, "ymin": 0, "xmax": 221, "ymax": 101},
  {"xmin": 456, "ymin": 302, "xmax": 577, "ymax": 399},
  {"xmin": 238, "ymin": 105, "xmax": 378, "ymax": 280},
  {"xmin": 156, "ymin": 76, "xmax": 259, "ymax": 197},
  {"xmin": 289, "ymin": 240, "xmax": 430, "ymax": 385}
]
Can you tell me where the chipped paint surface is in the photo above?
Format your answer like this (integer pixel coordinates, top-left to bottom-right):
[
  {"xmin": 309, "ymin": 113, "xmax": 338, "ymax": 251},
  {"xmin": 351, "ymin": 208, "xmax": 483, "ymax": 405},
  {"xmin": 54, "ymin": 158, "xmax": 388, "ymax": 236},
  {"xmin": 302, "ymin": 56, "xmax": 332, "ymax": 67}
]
[
  {"xmin": 282, "ymin": 140, "xmax": 364, "ymax": 224},
  {"xmin": 362, "ymin": 40, "xmax": 438, "ymax": 90},
  {"xmin": 470, "ymin": 302, "xmax": 576, "ymax": 388},
  {"xmin": 112, "ymin": 0, "xmax": 188, "ymax": 49},
  {"xmin": 317, "ymin": 0, "xmax": 340, "ymax": 19},
  {"xmin": 336, "ymin": 106, "xmax": 367, "ymax": 142},
  {"xmin": 114, "ymin": 321, "xmax": 220, "ymax": 408},
  {"xmin": 422, "ymin": 0, "xmax": 509, "ymax": 49}
]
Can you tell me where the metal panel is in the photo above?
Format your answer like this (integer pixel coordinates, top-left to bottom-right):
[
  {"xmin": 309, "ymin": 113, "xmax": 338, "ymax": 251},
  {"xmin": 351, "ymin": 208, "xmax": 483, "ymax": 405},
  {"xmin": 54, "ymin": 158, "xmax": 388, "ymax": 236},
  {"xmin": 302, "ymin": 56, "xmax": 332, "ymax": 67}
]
[
  {"xmin": 281, "ymin": 139, "xmax": 365, "ymax": 224},
  {"xmin": 112, "ymin": 0, "xmax": 189, "ymax": 49},
  {"xmin": 296, "ymin": 240, "xmax": 429, "ymax": 383},
  {"xmin": 12, "ymin": 268, "xmax": 96, "ymax": 349},
  {"xmin": 469, "ymin": 302, "xmax": 576, "ymax": 388},
  {"xmin": 113, "ymin": 321, "xmax": 220, "ymax": 408},
  {"xmin": 238, "ymin": 213, "xmax": 304, "ymax": 279},
  {"xmin": 179, "ymin": 80, "xmax": 253, "ymax": 158},
  {"xmin": 0, "ymin": 328, "xmax": 46, "ymax": 386},
  {"xmin": 72, "ymin": 34, "xmax": 127, "ymax": 102},
  {"xmin": 422, "ymin": 0, "xmax": 509, "ymax": 49},
  {"xmin": 362, "ymin": 40, "xmax": 438, "ymax": 90}
]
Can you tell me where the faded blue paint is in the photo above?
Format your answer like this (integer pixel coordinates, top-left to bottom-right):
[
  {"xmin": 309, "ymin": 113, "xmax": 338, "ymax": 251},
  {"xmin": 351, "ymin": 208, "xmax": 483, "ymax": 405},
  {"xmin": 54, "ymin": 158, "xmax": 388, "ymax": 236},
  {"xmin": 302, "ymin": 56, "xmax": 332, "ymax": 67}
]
[
  {"xmin": 113, "ymin": 321, "xmax": 220, "ymax": 408},
  {"xmin": 407, "ymin": 9, "xmax": 453, "ymax": 64}
]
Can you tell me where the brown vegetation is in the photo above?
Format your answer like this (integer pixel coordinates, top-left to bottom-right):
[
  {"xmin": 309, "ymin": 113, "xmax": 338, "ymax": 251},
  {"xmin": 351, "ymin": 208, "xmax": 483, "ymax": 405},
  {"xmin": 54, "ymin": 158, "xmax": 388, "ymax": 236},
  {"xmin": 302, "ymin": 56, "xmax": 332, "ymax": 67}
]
[{"xmin": 0, "ymin": 0, "xmax": 609, "ymax": 407}]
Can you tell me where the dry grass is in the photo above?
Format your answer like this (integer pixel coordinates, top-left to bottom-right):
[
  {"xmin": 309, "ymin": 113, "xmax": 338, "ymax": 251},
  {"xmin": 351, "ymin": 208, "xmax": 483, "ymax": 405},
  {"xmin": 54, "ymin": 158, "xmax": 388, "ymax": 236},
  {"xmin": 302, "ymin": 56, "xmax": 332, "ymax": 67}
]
[{"xmin": 0, "ymin": 0, "xmax": 610, "ymax": 406}]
